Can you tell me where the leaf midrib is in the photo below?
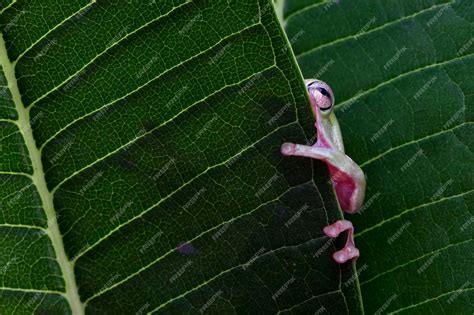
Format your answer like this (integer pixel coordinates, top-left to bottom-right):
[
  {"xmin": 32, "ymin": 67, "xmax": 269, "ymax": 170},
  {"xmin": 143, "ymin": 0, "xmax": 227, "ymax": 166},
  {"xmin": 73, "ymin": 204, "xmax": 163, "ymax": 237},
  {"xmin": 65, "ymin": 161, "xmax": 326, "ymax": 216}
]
[{"xmin": 0, "ymin": 34, "xmax": 84, "ymax": 314}]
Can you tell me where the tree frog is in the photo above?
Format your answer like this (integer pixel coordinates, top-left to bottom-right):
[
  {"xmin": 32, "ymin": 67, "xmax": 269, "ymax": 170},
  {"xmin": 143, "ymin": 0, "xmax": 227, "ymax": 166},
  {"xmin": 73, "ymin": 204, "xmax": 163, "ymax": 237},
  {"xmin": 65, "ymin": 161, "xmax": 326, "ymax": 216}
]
[{"xmin": 281, "ymin": 79, "xmax": 366, "ymax": 264}]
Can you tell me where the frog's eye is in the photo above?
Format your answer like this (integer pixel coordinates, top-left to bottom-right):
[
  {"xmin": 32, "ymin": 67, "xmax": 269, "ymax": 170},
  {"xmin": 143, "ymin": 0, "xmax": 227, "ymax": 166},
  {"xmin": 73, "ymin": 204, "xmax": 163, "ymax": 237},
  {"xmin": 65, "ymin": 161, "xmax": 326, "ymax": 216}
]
[{"xmin": 307, "ymin": 80, "xmax": 334, "ymax": 112}]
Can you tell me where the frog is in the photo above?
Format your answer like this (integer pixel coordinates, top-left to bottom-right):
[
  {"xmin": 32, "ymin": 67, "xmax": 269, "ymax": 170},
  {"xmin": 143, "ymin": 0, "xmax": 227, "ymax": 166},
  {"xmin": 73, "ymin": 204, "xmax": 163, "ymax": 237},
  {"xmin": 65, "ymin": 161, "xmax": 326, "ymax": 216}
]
[{"xmin": 281, "ymin": 79, "xmax": 366, "ymax": 264}]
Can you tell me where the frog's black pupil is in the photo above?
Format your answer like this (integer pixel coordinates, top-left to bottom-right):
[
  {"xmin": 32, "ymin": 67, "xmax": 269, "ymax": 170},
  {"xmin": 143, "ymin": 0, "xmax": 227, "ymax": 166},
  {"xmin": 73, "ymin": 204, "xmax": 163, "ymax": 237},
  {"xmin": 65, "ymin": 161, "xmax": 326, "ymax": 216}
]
[{"xmin": 316, "ymin": 87, "xmax": 330, "ymax": 98}]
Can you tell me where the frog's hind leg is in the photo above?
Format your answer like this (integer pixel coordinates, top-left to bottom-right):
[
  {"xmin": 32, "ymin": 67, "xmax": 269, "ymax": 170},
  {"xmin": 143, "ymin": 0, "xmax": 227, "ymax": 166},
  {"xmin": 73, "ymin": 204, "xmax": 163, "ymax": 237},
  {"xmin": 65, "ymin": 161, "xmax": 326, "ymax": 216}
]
[{"xmin": 323, "ymin": 219, "xmax": 359, "ymax": 263}]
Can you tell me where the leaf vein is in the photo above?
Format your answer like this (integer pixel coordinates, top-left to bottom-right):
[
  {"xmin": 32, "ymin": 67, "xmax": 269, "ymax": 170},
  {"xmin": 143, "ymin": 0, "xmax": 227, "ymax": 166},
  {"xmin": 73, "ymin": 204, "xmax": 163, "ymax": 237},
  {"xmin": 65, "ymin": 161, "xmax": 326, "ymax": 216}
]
[
  {"xmin": 0, "ymin": 287, "xmax": 64, "ymax": 295},
  {"xmin": 0, "ymin": 224, "xmax": 45, "ymax": 231},
  {"xmin": 14, "ymin": 1, "xmax": 97, "ymax": 63},
  {"xmin": 50, "ymin": 64, "xmax": 277, "ymax": 193},
  {"xmin": 148, "ymin": 237, "xmax": 327, "ymax": 313},
  {"xmin": 25, "ymin": 0, "xmax": 193, "ymax": 107},
  {"xmin": 39, "ymin": 21, "xmax": 264, "ymax": 151},
  {"xmin": 0, "ymin": 0, "xmax": 17, "ymax": 15},
  {"xmin": 357, "ymin": 190, "xmax": 473, "ymax": 237},
  {"xmin": 283, "ymin": 1, "xmax": 326, "ymax": 23},
  {"xmin": 72, "ymin": 118, "xmax": 296, "ymax": 264},
  {"xmin": 294, "ymin": 1, "xmax": 453, "ymax": 58},
  {"xmin": 277, "ymin": 289, "xmax": 342, "ymax": 314},
  {"xmin": 335, "ymin": 53, "xmax": 474, "ymax": 111},
  {"xmin": 84, "ymin": 181, "xmax": 315, "ymax": 303},
  {"xmin": 389, "ymin": 287, "xmax": 474, "ymax": 314},
  {"xmin": 359, "ymin": 123, "xmax": 471, "ymax": 168},
  {"xmin": 361, "ymin": 238, "xmax": 473, "ymax": 286},
  {"xmin": 0, "ymin": 171, "xmax": 31, "ymax": 177}
]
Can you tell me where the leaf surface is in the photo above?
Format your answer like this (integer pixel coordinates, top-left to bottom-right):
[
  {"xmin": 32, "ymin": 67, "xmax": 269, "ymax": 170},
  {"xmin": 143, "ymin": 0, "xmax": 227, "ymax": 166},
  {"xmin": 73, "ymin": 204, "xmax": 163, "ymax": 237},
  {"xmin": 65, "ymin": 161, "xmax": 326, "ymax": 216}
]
[
  {"xmin": 0, "ymin": 1, "xmax": 363, "ymax": 313},
  {"xmin": 283, "ymin": 0, "xmax": 473, "ymax": 313}
]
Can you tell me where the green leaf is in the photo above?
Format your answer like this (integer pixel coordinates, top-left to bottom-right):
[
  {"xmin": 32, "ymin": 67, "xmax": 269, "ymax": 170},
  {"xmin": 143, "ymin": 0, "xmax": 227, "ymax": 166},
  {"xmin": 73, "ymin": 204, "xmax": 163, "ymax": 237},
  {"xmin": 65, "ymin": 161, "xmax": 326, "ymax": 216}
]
[
  {"xmin": 0, "ymin": 1, "xmax": 363, "ymax": 313},
  {"xmin": 283, "ymin": 0, "xmax": 473, "ymax": 313}
]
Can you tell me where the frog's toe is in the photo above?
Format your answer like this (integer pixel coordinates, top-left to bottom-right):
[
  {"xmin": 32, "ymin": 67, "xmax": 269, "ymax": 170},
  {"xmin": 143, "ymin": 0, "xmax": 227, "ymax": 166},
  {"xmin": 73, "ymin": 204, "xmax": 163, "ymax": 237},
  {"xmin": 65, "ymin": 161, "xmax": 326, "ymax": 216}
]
[
  {"xmin": 323, "ymin": 225, "xmax": 339, "ymax": 238},
  {"xmin": 281, "ymin": 142, "xmax": 296, "ymax": 156},
  {"xmin": 323, "ymin": 220, "xmax": 353, "ymax": 237},
  {"xmin": 333, "ymin": 245, "xmax": 359, "ymax": 264}
]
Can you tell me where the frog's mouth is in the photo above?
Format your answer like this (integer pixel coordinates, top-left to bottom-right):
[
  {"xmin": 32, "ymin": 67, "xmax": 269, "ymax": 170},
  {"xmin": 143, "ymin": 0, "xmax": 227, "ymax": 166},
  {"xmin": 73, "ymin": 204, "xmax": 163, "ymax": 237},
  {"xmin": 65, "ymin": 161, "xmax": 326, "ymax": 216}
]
[{"xmin": 319, "ymin": 105, "xmax": 332, "ymax": 111}]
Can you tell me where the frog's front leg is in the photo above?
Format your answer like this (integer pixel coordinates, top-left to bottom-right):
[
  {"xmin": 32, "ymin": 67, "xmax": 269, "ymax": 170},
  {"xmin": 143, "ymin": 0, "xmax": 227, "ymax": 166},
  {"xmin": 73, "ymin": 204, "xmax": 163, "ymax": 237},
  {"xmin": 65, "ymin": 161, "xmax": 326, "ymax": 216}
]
[{"xmin": 281, "ymin": 142, "xmax": 333, "ymax": 161}]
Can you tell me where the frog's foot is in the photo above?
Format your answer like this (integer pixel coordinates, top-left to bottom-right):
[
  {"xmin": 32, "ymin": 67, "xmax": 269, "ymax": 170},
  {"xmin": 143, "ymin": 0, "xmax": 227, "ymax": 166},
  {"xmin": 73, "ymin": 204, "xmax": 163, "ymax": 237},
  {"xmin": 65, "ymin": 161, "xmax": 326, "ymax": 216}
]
[{"xmin": 323, "ymin": 219, "xmax": 359, "ymax": 264}]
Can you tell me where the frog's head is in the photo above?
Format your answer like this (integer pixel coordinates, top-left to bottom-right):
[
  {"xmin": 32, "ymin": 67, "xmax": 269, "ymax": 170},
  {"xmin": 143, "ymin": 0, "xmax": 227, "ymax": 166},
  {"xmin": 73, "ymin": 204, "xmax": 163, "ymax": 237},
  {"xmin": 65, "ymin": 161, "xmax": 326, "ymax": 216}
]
[{"xmin": 304, "ymin": 79, "xmax": 335, "ymax": 119}]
